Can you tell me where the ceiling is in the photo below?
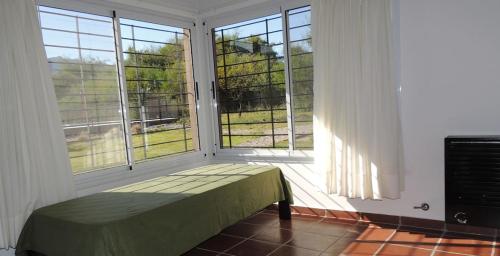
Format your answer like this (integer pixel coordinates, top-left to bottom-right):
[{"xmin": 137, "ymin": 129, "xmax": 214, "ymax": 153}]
[
  {"xmin": 104, "ymin": 0, "xmax": 270, "ymax": 20},
  {"xmin": 137, "ymin": 0, "xmax": 253, "ymax": 14}
]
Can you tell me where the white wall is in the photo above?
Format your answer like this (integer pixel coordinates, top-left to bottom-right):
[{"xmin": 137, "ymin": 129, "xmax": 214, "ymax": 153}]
[
  {"xmin": 0, "ymin": 249, "xmax": 13, "ymax": 256},
  {"xmin": 396, "ymin": 0, "xmax": 500, "ymax": 220},
  {"xmin": 2, "ymin": 0, "xmax": 500, "ymax": 255},
  {"xmin": 215, "ymin": 0, "xmax": 500, "ymax": 221}
]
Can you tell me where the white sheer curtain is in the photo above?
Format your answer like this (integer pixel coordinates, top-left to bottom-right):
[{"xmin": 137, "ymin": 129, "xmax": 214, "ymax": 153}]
[
  {"xmin": 312, "ymin": 0, "xmax": 403, "ymax": 199},
  {"xmin": 0, "ymin": 0, "xmax": 76, "ymax": 249}
]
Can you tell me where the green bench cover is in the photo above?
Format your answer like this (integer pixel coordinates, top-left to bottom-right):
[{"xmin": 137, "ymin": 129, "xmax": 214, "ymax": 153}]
[{"xmin": 15, "ymin": 164, "xmax": 292, "ymax": 256}]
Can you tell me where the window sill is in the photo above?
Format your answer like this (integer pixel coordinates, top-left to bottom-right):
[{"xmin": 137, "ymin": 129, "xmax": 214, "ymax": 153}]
[{"xmin": 215, "ymin": 148, "xmax": 314, "ymax": 163}]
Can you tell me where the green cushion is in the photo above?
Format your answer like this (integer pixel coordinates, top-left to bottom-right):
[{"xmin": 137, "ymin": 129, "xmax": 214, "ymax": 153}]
[{"xmin": 16, "ymin": 164, "xmax": 292, "ymax": 256}]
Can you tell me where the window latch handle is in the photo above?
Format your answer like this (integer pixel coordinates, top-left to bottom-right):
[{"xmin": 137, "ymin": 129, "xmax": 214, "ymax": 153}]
[
  {"xmin": 211, "ymin": 81, "xmax": 216, "ymax": 99},
  {"xmin": 195, "ymin": 82, "xmax": 200, "ymax": 100}
]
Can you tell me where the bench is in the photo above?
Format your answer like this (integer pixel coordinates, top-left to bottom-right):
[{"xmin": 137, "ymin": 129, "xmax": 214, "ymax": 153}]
[{"xmin": 16, "ymin": 164, "xmax": 292, "ymax": 256}]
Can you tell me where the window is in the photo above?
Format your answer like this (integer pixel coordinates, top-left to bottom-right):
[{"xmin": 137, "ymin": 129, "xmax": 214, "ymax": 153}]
[
  {"xmin": 39, "ymin": 6, "xmax": 199, "ymax": 174},
  {"xmin": 40, "ymin": 6, "xmax": 127, "ymax": 173},
  {"xmin": 212, "ymin": 6, "xmax": 313, "ymax": 150},
  {"xmin": 120, "ymin": 19, "xmax": 199, "ymax": 161},
  {"xmin": 287, "ymin": 6, "xmax": 313, "ymax": 149},
  {"xmin": 214, "ymin": 14, "xmax": 287, "ymax": 148}
]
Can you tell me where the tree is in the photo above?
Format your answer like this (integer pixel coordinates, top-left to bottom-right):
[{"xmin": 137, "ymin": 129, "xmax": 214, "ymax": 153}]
[{"xmin": 214, "ymin": 33, "xmax": 286, "ymax": 116}]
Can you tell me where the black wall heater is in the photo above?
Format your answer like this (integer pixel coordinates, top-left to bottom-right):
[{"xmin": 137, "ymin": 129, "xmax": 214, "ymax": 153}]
[{"xmin": 445, "ymin": 136, "xmax": 500, "ymax": 228}]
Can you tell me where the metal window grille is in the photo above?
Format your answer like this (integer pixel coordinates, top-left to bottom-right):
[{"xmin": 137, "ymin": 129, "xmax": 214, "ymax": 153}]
[
  {"xmin": 287, "ymin": 6, "xmax": 313, "ymax": 149},
  {"xmin": 38, "ymin": 6, "xmax": 200, "ymax": 173},
  {"xmin": 213, "ymin": 7, "xmax": 314, "ymax": 150},
  {"xmin": 120, "ymin": 19, "xmax": 199, "ymax": 161},
  {"xmin": 213, "ymin": 14, "xmax": 289, "ymax": 149},
  {"xmin": 39, "ymin": 6, "xmax": 127, "ymax": 173}
]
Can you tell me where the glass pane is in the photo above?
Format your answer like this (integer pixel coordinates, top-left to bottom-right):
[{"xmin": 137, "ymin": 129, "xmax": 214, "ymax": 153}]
[
  {"xmin": 290, "ymin": 40, "xmax": 312, "ymax": 54},
  {"xmin": 268, "ymin": 17, "xmax": 282, "ymax": 33},
  {"xmin": 39, "ymin": 6, "xmax": 110, "ymax": 21},
  {"xmin": 45, "ymin": 46, "xmax": 79, "ymax": 61},
  {"xmin": 121, "ymin": 39, "xmax": 134, "ymax": 52},
  {"xmin": 79, "ymin": 34, "xmax": 116, "ymax": 51},
  {"xmin": 214, "ymin": 13, "xmax": 286, "ymax": 149},
  {"xmin": 39, "ymin": 6, "xmax": 127, "ymax": 173},
  {"xmin": 268, "ymin": 31, "xmax": 283, "ymax": 45},
  {"xmin": 42, "ymin": 29, "xmax": 78, "ymax": 47},
  {"xmin": 80, "ymin": 50, "xmax": 116, "ymax": 65},
  {"xmin": 287, "ymin": 6, "xmax": 313, "ymax": 149},
  {"xmin": 121, "ymin": 18, "xmax": 199, "ymax": 162},
  {"xmin": 79, "ymin": 19, "xmax": 114, "ymax": 36},
  {"xmin": 39, "ymin": 12, "xmax": 76, "ymax": 31},
  {"xmin": 288, "ymin": 6, "xmax": 311, "ymax": 28},
  {"xmin": 289, "ymin": 26, "xmax": 311, "ymax": 42},
  {"xmin": 223, "ymin": 135, "xmax": 288, "ymax": 148}
]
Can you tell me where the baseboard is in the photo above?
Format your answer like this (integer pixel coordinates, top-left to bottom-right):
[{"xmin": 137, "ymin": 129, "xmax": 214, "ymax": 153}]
[{"xmin": 266, "ymin": 205, "xmax": 498, "ymax": 238}]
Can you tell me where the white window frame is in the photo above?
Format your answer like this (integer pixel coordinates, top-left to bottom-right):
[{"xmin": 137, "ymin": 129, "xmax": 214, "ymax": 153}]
[
  {"xmin": 38, "ymin": 0, "xmax": 210, "ymax": 190},
  {"xmin": 204, "ymin": 0, "xmax": 314, "ymax": 161},
  {"xmin": 114, "ymin": 11, "xmax": 201, "ymax": 169}
]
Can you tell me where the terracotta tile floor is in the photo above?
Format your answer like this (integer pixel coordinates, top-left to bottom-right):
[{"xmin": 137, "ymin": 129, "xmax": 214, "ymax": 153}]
[{"xmin": 183, "ymin": 210, "xmax": 498, "ymax": 256}]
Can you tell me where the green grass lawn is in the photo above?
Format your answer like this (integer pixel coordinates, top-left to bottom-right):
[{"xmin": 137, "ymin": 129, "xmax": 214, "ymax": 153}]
[
  {"xmin": 68, "ymin": 110, "xmax": 313, "ymax": 174},
  {"xmin": 221, "ymin": 110, "xmax": 313, "ymax": 148},
  {"xmin": 68, "ymin": 128, "xmax": 193, "ymax": 174}
]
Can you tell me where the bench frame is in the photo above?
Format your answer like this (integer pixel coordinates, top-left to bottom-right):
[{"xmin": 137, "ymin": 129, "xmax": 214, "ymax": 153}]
[{"xmin": 278, "ymin": 200, "xmax": 291, "ymax": 219}]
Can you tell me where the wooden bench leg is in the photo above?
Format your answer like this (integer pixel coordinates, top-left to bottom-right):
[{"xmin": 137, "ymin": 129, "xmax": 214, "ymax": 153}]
[{"xmin": 278, "ymin": 200, "xmax": 291, "ymax": 219}]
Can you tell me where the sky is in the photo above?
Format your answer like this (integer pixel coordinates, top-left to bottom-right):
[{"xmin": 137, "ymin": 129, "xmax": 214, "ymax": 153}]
[{"xmin": 39, "ymin": 5, "xmax": 310, "ymax": 65}]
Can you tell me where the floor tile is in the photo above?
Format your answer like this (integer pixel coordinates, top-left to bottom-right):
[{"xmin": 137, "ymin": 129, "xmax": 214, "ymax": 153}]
[
  {"xmin": 291, "ymin": 206, "xmax": 326, "ymax": 217},
  {"xmin": 343, "ymin": 223, "xmax": 370, "ymax": 238},
  {"xmin": 433, "ymin": 250, "xmax": 498, "ymax": 256},
  {"xmin": 320, "ymin": 253, "xmax": 368, "ymax": 256},
  {"xmin": 325, "ymin": 210, "xmax": 361, "ymax": 221},
  {"xmin": 182, "ymin": 248, "xmax": 219, "ymax": 256},
  {"xmin": 287, "ymin": 231, "xmax": 339, "ymax": 251},
  {"xmin": 274, "ymin": 215, "xmax": 321, "ymax": 231},
  {"xmin": 436, "ymin": 233, "xmax": 494, "ymax": 256},
  {"xmin": 323, "ymin": 253, "xmax": 376, "ymax": 256},
  {"xmin": 340, "ymin": 241, "xmax": 384, "ymax": 255},
  {"xmin": 262, "ymin": 209, "xmax": 279, "ymax": 215},
  {"xmin": 226, "ymin": 239, "xmax": 280, "ymax": 256},
  {"xmin": 306, "ymin": 220, "xmax": 357, "ymax": 237},
  {"xmin": 356, "ymin": 227, "xmax": 396, "ymax": 242},
  {"xmin": 197, "ymin": 234, "xmax": 245, "ymax": 252},
  {"xmin": 190, "ymin": 208, "xmax": 500, "ymax": 256},
  {"xmin": 323, "ymin": 236, "xmax": 357, "ymax": 255},
  {"xmin": 388, "ymin": 228, "xmax": 441, "ymax": 249},
  {"xmin": 222, "ymin": 222, "xmax": 265, "ymax": 238},
  {"xmin": 252, "ymin": 226, "xmax": 294, "ymax": 244},
  {"xmin": 242, "ymin": 213, "xmax": 279, "ymax": 226},
  {"xmin": 432, "ymin": 252, "xmax": 467, "ymax": 256},
  {"xmin": 269, "ymin": 245, "xmax": 321, "ymax": 256},
  {"xmin": 360, "ymin": 213, "xmax": 400, "ymax": 225},
  {"xmin": 494, "ymin": 245, "xmax": 500, "ymax": 256},
  {"xmin": 322, "ymin": 218, "xmax": 360, "ymax": 225},
  {"xmin": 377, "ymin": 244, "xmax": 432, "ymax": 256}
]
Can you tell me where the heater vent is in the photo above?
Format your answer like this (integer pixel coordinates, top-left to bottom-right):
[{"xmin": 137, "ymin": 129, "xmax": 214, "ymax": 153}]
[{"xmin": 445, "ymin": 136, "xmax": 500, "ymax": 228}]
